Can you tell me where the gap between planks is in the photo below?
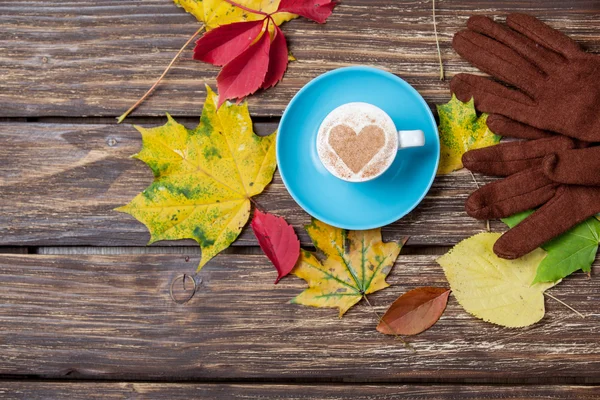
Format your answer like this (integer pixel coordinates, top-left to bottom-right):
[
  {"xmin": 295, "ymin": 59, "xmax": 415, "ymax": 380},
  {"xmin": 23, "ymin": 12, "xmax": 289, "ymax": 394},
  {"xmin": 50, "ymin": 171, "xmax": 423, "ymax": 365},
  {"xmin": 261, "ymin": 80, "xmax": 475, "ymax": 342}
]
[
  {"xmin": 0, "ymin": 245, "xmax": 451, "ymax": 256},
  {"xmin": 2, "ymin": 116, "xmax": 283, "ymax": 126}
]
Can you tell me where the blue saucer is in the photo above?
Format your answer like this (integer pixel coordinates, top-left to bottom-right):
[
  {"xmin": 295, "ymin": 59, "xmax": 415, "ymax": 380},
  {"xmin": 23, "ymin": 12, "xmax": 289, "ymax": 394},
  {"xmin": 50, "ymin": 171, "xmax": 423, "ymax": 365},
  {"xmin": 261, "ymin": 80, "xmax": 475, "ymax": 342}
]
[{"xmin": 277, "ymin": 66, "xmax": 440, "ymax": 230}]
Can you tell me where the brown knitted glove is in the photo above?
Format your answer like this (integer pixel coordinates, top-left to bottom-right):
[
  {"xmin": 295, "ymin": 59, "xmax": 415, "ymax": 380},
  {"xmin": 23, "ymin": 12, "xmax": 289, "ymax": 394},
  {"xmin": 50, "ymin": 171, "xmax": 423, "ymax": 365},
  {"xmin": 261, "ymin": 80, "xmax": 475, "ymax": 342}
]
[
  {"xmin": 451, "ymin": 14, "xmax": 600, "ymax": 142},
  {"xmin": 463, "ymin": 119, "xmax": 600, "ymax": 259}
]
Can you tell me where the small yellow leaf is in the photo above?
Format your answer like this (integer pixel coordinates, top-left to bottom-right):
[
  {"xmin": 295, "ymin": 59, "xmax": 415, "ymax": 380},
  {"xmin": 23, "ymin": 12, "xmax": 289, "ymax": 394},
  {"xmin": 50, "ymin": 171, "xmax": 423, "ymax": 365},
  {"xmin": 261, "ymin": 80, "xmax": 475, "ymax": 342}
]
[
  {"xmin": 437, "ymin": 232, "xmax": 557, "ymax": 328},
  {"xmin": 175, "ymin": 0, "xmax": 297, "ymax": 30},
  {"xmin": 117, "ymin": 86, "xmax": 277, "ymax": 271},
  {"xmin": 174, "ymin": 0, "xmax": 205, "ymax": 22},
  {"xmin": 292, "ymin": 219, "xmax": 404, "ymax": 317},
  {"xmin": 436, "ymin": 94, "xmax": 500, "ymax": 175}
]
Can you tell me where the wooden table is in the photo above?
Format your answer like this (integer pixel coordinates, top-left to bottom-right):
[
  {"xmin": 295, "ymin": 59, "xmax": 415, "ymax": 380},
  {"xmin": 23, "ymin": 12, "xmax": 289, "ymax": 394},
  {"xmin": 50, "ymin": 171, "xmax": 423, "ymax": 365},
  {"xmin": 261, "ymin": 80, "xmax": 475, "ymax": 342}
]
[{"xmin": 1, "ymin": 1, "xmax": 599, "ymax": 398}]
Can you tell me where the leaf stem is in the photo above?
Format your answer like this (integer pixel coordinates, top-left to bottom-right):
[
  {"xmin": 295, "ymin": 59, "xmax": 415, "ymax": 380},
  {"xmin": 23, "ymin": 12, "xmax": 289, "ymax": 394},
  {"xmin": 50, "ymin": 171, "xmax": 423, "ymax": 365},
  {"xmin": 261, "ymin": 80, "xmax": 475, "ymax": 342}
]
[
  {"xmin": 432, "ymin": 0, "xmax": 444, "ymax": 80},
  {"xmin": 116, "ymin": 25, "xmax": 205, "ymax": 124},
  {"xmin": 469, "ymin": 170, "xmax": 490, "ymax": 232},
  {"xmin": 545, "ymin": 292, "xmax": 585, "ymax": 319},
  {"xmin": 223, "ymin": 0, "xmax": 269, "ymax": 16},
  {"xmin": 363, "ymin": 295, "xmax": 415, "ymax": 352},
  {"xmin": 248, "ymin": 196, "xmax": 264, "ymax": 212}
]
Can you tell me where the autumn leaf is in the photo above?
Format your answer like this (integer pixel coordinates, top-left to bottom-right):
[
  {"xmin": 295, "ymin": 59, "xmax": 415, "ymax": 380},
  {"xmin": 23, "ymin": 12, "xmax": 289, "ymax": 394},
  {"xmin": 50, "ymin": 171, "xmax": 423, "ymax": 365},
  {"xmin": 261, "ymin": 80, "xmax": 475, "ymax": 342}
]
[
  {"xmin": 261, "ymin": 25, "xmax": 289, "ymax": 89},
  {"xmin": 377, "ymin": 287, "xmax": 450, "ymax": 335},
  {"xmin": 192, "ymin": 0, "xmax": 336, "ymax": 106},
  {"xmin": 251, "ymin": 209, "xmax": 300, "ymax": 283},
  {"xmin": 174, "ymin": 0, "xmax": 205, "ymax": 22},
  {"xmin": 291, "ymin": 219, "xmax": 406, "ymax": 317},
  {"xmin": 276, "ymin": 0, "xmax": 337, "ymax": 23},
  {"xmin": 118, "ymin": 0, "xmax": 300, "ymax": 123},
  {"xmin": 215, "ymin": 28, "xmax": 272, "ymax": 106},
  {"xmin": 503, "ymin": 211, "xmax": 600, "ymax": 284},
  {"xmin": 193, "ymin": 20, "xmax": 266, "ymax": 66},
  {"xmin": 437, "ymin": 232, "xmax": 556, "ymax": 327},
  {"xmin": 175, "ymin": 0, "xmax": 297, "ymax": 30},
  {"xmin": 116, "ymin": 86, "xmax": 277, "ymax": 271},
  {"xmin": 437, "ymin": 94, "xmax": 500, "ymax": 175}
]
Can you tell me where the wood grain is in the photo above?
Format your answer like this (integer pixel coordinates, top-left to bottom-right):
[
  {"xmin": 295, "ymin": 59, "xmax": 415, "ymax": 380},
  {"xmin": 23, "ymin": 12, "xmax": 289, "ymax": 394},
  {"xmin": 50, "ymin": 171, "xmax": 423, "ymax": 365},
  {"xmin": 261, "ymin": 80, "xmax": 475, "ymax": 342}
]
[
  {"xmin": 0, "ymin": 122, "xmax": 504, "ymax": 248},
  {"xmin": 3, "ymin": 0, "xmax": 600, "ymax": 391},
  {"xmin": 1, "ymin": 382, "xmax": 599, "ymax": 399},
  {"xmin": 1, "ymin": 0, "xmax": 599, "ymax": 118},
  {"xmin": 0, "ymin": 253, "xmax": 598, "ymax": 382}
]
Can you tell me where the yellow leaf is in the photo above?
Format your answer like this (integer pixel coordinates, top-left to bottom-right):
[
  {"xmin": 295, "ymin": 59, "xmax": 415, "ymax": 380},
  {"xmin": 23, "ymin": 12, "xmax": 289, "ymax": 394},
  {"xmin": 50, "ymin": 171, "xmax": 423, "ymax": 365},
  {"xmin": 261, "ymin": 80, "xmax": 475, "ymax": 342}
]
[
  {"xmin": 437, "ymin": 232, "xmax": 557, "ymax": 328},
  {"xmin": 436, "ymin": 94, "xmax": 500, "ymax": 175},
  {"xmin": 116, "ymin": 86, "xmax": 277, "ymax": 271},
  {"xmin": 174, "ymin": 0, "xmax": 297, "ymax": 30},
  {"xmin": 292, "ymin": 219, "xmax": 405, "ymax": 317},
  {"xmin": 174, "ymin": 0, "xmax": 205, "ymax": 22}
]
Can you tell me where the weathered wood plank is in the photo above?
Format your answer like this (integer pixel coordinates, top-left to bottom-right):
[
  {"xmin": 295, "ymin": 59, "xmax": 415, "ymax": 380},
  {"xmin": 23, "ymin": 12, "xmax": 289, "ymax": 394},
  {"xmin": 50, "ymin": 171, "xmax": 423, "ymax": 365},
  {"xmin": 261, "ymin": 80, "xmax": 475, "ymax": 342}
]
[
  {"xmin": 34, "ymin": 246, "xmax": 450, "ymax": 256},
  {"xmin": 36, "ymin": 245, "xmax": 265, "ymax": 255},
  {"xmin": 1, "ymin": 1, "xmax": 599, "ymax": 117},
  {"xmin": 0, "ymin": 122, "xmax": 504, "ymax": 247},
  {"xmin": 1, "ymin": 382, "xmax": 599, "ymax": 399},
  {"xmin": 0, "ymin": 253, "xmax": 598, "ymax": 382}
]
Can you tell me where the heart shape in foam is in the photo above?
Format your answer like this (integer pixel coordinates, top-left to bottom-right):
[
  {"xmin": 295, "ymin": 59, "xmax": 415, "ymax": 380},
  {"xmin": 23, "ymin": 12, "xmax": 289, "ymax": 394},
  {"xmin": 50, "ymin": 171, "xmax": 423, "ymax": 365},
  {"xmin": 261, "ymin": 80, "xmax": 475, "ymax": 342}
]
[{"xmin": 328, "ymin": 124, "xmax": 386, "ymax": 173}]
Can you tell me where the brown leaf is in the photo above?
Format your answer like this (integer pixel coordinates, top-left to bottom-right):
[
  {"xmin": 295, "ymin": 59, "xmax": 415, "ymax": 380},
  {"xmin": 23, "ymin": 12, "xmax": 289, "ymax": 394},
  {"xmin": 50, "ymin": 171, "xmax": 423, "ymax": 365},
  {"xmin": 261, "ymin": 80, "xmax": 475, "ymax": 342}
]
[{"xmin": 377, "ymin": 287, "xmax": 450, "ymax": 335}]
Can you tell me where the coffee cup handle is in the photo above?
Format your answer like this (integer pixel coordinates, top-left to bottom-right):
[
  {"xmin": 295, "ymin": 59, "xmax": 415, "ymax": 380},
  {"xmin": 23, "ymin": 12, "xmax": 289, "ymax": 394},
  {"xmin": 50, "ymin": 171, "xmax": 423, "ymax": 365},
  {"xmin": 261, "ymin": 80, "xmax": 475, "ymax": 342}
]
[{"xmin": 397, "ymin": 130, "xmax": 425, "ymax": 149}]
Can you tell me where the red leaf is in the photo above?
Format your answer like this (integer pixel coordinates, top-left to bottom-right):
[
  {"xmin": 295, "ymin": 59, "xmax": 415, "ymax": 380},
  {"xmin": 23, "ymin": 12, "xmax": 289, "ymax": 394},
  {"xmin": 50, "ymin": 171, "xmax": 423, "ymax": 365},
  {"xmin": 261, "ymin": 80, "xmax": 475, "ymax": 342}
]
[
  {"xmin": 261, "ymin": 25, "xmax": 289, "ymax": 89},
  {"xmin": 216, "ymin": 30, "xmax": 271, "ymax": 107},
  {"xmin": 377, "ymin": 287, "xmax": 450, "ymax": 336},
  {"xmin": 251, "ymin": 209, "xmax": 300, "ymax": 284},
  {"xmin": 193, "ymin": 20, "xmax": 265, "ymax": 66},
  {"xmin": 276, "ymin": 0, "xmax": 337, "ymax": 24}
]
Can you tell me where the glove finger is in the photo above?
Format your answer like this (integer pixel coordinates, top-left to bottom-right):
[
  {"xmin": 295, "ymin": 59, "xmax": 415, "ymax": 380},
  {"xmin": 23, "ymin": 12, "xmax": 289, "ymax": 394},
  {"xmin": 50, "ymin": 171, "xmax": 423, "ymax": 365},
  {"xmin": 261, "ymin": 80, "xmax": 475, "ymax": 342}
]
[
  {"xmin": 487, "ymin": 114, "xmax": 553, "ymax": 139},
  {"xmin": 544, "ymin": 147, "xmax": 600, "ymax": 186},
  {"xmin": 494, "ymin": 186, "xmax": 600, "ymax": 259},
  {"xmin": 451, "ymin": 74, "xmax": 535, "ymax": 122},
  {"xmin": 453, "ymin": 30, "xmax": 544, "ymax": 95},
  {"xmin": 463, "ymin": 136, "xmax": 575, "ymax": 176},
  {"xmin": 465, "ymin": 165, "xmax": 557, "ymax": 220},
  {"xmin": 467, "ymin": 15, "xmax": 564, "ymax": 72},
  {"xmin": 506, "ymin": 14, "xmax": 581, "ymax": 58}
]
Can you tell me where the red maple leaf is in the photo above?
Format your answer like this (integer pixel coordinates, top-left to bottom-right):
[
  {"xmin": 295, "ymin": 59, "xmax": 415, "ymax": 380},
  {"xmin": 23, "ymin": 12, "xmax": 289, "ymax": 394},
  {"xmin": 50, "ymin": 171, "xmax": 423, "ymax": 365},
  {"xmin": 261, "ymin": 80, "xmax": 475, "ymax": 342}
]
[
  {"xmin": 251, "ymin": 209, "xmax": 300, "ymax": 284},
  {"xmin": 193, "ymin": 0, "xmax": 337, "ymax": 107}
]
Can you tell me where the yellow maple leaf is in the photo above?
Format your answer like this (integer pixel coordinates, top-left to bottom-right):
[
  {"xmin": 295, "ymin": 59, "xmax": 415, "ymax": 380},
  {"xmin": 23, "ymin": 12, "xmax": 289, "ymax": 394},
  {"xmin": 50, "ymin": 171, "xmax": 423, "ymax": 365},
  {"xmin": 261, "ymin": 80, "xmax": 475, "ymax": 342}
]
[
  {"xmin": 116, "ymin": 86, "xmax": 277, "ymax": 271},
  {"xmin": 436, "ymin": 94, "xmax": 500, "ymax": 175},
  {"xmin": 437, "ymin": 232, "xmax": 557, "ymax": 328},
  {"xmin": 174, "ymin": 0, "xmax": 297, "ymax": 30},
  {"xmin": 292, "ymin": 219, "xmax": 405, "ymax": 317}
]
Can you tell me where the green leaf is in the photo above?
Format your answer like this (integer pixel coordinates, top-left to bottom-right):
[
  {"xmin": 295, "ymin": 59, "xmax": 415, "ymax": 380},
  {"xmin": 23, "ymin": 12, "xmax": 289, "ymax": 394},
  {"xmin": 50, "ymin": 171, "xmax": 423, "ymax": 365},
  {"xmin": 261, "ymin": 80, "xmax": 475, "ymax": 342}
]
[
  {"xmin": 501, "ymin": 210, "xmax": 534, "ymax": 228},
  {"xmin": 502, "ymin": 210, "xmax": 600, "ymax": 284}
]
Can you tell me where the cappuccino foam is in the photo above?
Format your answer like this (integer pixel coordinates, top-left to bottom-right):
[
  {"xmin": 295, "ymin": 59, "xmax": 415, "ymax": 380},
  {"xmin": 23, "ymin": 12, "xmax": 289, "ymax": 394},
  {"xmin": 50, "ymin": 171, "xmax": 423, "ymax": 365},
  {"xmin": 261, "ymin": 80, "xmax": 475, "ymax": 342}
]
[{"xmin": 317, "ymin": 103, "xmax": 397, "ymax": 182}]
